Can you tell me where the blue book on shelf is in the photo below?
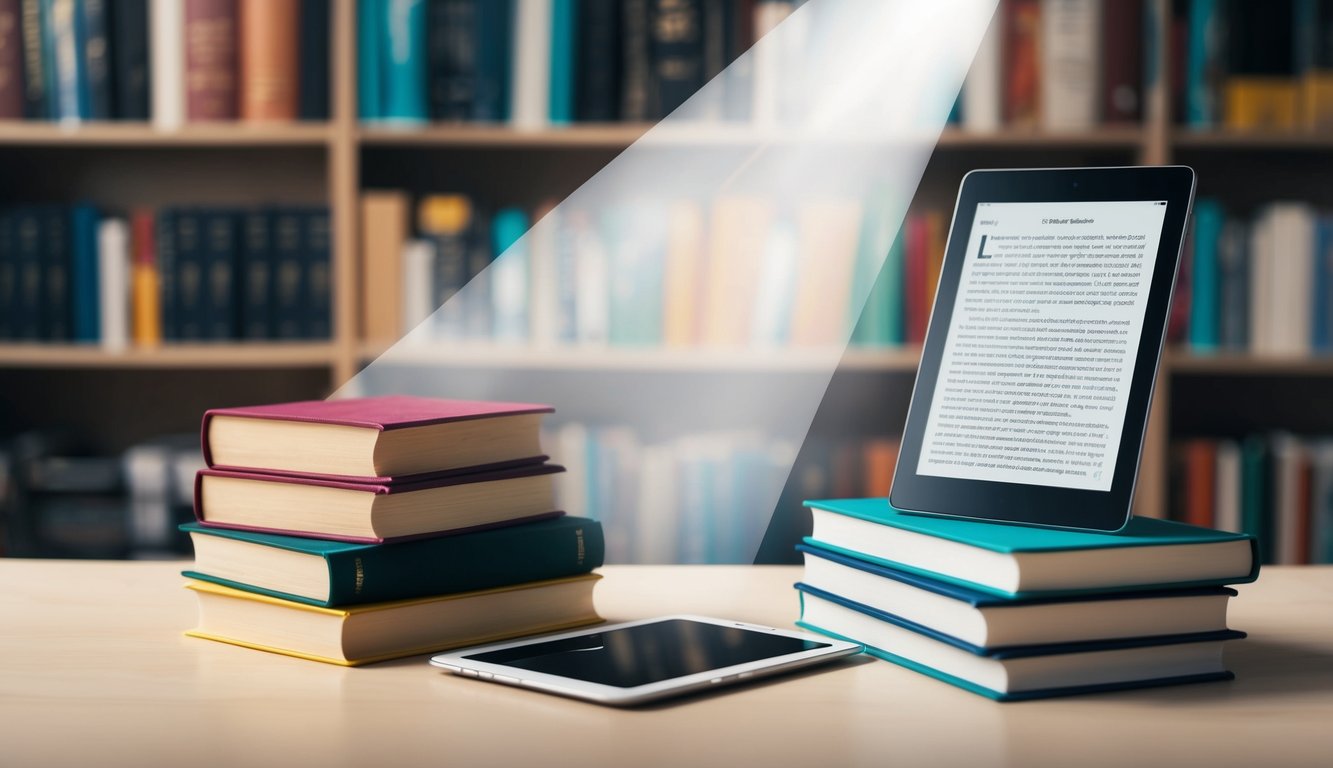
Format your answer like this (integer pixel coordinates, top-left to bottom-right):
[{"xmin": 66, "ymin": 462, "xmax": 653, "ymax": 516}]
[
  {"xmin": 548, "ymin": 0, "xmax": 577, "ymax": 124},
  {"xmin": 46, "ymin": 0, "xmax": 88, "ymax": 121},
  {"xmin": 382, "ymin": 0, "xmax": 428, "ymax": 122},
  {"xmin": 1314, "ymin": 217, "xmax": 1333, "ymax": 352},
  {"xmin": 0, "ymin": 214, "xmax": 14, "ymax": 339},
  {"xmin": 303, "ymin": 208, "xmax": 333, "ymax": 340},
  {"xmin": 81, "ymin": 0, "xmax": 111, "ymax": 119},
  {"xmin": 1189, "ymin": 199, "xmax": 1223, "ymax": 350},
  {"xmin": 70, "ymin": 203, "xmax": 100, "ymax": 343},
  {"xmin": 200, "ymin": 210, "xmax": 239, "ymax": 341},
  {"xmin": 472, "ymin": 0, "xmax": 512, "ymax": 121},
  {"xmin": 357, "ymin": 0, "xmax": 384, "ymax": 119},
  {"xmin": 239, "ymin": 209, "xmax": 275, "ymax": 340},
  {"xmin": 271, "ymin": 209, "xmax": 306, "ymax": 339},
  {"xmin": 795, "ymin": 582, "xmax": 1245, "ymax": 701},
  {"xmin": 1185, "ymin": 0, "xmax": 1221, "ymax": 128},
  {"xmin": 40, "ymin": 206, "xmax": 71, "ymax": 340}
]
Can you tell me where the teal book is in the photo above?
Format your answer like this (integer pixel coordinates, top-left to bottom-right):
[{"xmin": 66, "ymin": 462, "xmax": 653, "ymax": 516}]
[
  {"xmin": 182, "ymin": 515, "xmax": 604, "ymax": 607},
  {"xmin": 548, "ymin": 0, "xmax": 576, "ymax": 123},
  {"xmin": 805, "ymin": 498, "xmax": 1259, "ymax": 599},
  {"xmin": 356, "ymin": 0, "xmax": 383, "ymax": 119},
  {"xmin": 1185, "ymin": 0, "xmax": 1222, "ymax": 128},
  {"xmin": 1241, "ymin": 437, "xmax": 1273, "ymax": 563},
  {"xmin": 850, "ymin": 215, "xmax": 905, "ymax": 347},
  {"xmin": 1188, "ymin": 199, "xmax": 1223, "ymax": 350},
  {"xmin": 69, "ymin": 203, "xmax": 99, "ymax": 343},
  {"xmin": 382, "ymin": 0, "xmax": 428, "ymax": 122}
]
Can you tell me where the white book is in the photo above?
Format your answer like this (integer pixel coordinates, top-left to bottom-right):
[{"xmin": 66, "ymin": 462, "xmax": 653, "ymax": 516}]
[
  {"xmin": 962, "ymin": 13, "xmax": 1002, "ymax": 132},
  {"xmin": 510, "ymin": 0, "xmax": 552, "ymax": 128},
  {"xmin": 150, "ymin": 0, "xmax": 184, "ymax": 130},
  {"xmin": 97, "ymin": 218, "xmax": 130, "ymax": 353},
  {"xmin": 1040, "ymin": 0, "xmax": 1101, "ymax": 131},
  {"xmin": 1249, "ymin": 210, "xmax": 1275, "ymax": 354},
  {"xmin": 750, "ymin": 219, "xmax": 799, "ymax": 345},
  {"xmin": 1273, "ymin": 204, "xmax": 1315, "ymax": 356},
  {"xmin": 573, "ymin": 212, "xmax": 609, "ymax": 345},
  {"xmin": 528, "ymin": 207, "xmax": 560, "ymax": 348},
  {"xmin": 1214, "ymin": 440, "xmax": 1242, "ymax": 534},
  {"xmin": 400, "ymin": 239, "xmax": 435, "ymax": 338},
  {"xmin": 491, "ymin": 231, "xmax": 530, "ymax": 344},
  {"xmin": 552, "ymin": 422, "xmax": 588, "ymax": 525},
  {"xmin": 751, "ymin": 0, "xmax": 793, "ymax": 127}
]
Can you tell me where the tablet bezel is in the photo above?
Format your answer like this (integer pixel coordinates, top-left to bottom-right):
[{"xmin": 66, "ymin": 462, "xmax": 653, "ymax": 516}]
[
  {"xmin": 429, "ymin": 614, "xmax": 862, "ymax": 706},
  {"xmin": 889, "ymin": 166, "xmax": 1196, "ymax": 532}
]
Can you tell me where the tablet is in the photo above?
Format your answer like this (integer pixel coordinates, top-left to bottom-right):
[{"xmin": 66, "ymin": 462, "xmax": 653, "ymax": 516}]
[
  {"xmin": 429, "ymin": 615, "xmax": 862, "ymax": 706},
  {"xmin": 890, "ymin": 166, "xmax": 1196, "ymax": 532}
]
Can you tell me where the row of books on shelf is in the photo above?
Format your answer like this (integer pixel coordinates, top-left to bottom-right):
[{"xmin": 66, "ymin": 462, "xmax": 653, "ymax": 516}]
[
  {"xmin": 1172, "ymin": 200, "xmax": 1333, "ymax": 355},
  {"xmin": 362, "ymin": 189, "xmax": 945, "ymax": 349},
  {"xmin": 0, "ymin": 203, "xmax": 331, "ymax": 345},
  {"xmin": 1170, "ymin": 0, "xmax": 1333, "ymax": 131},
  {"xmin": 0, "ymin": 0, "xmax": 330, "ymax": 124},
  {"xmin": 1171, "ymin": 433, "xmax": 1333, "ymax": 565}
]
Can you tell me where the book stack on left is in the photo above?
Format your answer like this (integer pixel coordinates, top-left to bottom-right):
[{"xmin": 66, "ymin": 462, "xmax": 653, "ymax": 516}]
[{"xmin": 181, "ymin": 395, "xmax": 605, "ymax": 666}]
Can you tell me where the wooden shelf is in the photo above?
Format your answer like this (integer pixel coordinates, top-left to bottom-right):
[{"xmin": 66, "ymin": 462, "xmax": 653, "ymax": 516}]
[
  {"xmin": 0, "ymin": 122, "xmax": 335, "ymax": 147},
  {"xmin": 1172, "ymin": 129, "xmax": 1333, "ymax": 150},
  {"xmin": 360, "ymin": 343, "xmax": 923, "ymax": 372},
  {"xmin": 0, "ymin": 343, "xmax": 340, "ymax": 369},
  {"xmin": 935, "ymin": 126, "xmax": 1146, "ymax": 149}
]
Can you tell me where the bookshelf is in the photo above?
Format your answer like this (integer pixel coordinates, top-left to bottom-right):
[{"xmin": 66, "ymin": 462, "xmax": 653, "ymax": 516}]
[{"xmin": 5, "ymin": 0, "xmax": 1333, "ymax": 560}]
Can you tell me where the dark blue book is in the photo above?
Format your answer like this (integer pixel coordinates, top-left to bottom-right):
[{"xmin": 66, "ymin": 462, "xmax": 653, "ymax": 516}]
[
  {"xmin": 19, "ymin": 0, "xmax": 50, "ymax": 118},
  {"xmin": 652, "ymin": 0, "xmax": 703, "ymax": 116},
  {"xmin": 70, "ymin": 203, "xmax": 99, "ymax": 343},
  {"xmin": 109, "ymin": 0, "xmax": 149, "ymax": 119},
  {"xmin": 426, "ymin": 0, "xmax": 476, "ymax": 120},
  {"xmin": 298, "ymin": 0, "xmax": 330, "ymax": 120},
  {"xmin": 271, "ymin": 208, "xmax": 305, "ymax": 339},
  {"xmin": 173, "ymin": 209, "xmax": 206, "ymax": 341},
  {"xmin": 356, "ymin": 0, "xmax": 383, "ymax": 119},
  {"xmin": 156, "ymin": 209, "xmax": 178, "ymax": 341},
  {"xmin": 470, "ymin": 0, "xmax": 509, "ymax": 121},
  {"xmin": 302, "ymin": 207, "xmax": 332, "ymax": 339},
  {"xmin": 0, "ymin": 212, "xmax": 14, "ymax": 339},
  {"xmin": 620, "ymin": 0, "xmax": 653, "ymax": 120},
  {"xmin": 463, "ymin": 206, "xmax": 493, "ymax": 338},
  {"xmin": 200, "ymin": 210, "xmax": 239, "ymax": 340},
  {"xmin": 1315, "ymin": 217, "xmax": 1333, "ymax": 352},
  {"xmin": 38, "ymin": 0, "xmax": 59, "ymax": 118},
  {"xmin": 574, "ymin": 0, "xmax": 619, "ymax": 121},
  {"xmin": 40, "ymin": 205, "xmax": 71, "ymax": 340},
  {"xmin": 81, "ymin": 0, "xmax": 110, "ymax": 118},
  {"xmin": 239, "ymin": 208, "xmax": 274, "ymax": 340},
  {"xmin": 12, "ymin": 208, "xmax": 44, "ymax": 340},
  {"xmin": 1217, "ymin": 219, "xmax": 1248, "ymax": 350},
  {"xmin": 382, "ymin": 0, "xmax": 427, "ymax": 122}
]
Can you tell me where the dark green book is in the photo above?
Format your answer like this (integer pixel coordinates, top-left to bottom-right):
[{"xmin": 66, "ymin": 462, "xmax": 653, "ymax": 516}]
[{"xmin": 182, "ymin": 515, "xmax": 604, "ymax": 607}]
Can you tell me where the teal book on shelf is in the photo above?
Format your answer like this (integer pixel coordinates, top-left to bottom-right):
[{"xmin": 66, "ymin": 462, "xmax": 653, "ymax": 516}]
[
  {"xmin": 549, "ymin": 0, "xmax": 577, "ymax": 123},
  {"xmin": 383, "ymin": 0, "xmax": 428, "ymax": 122},
  {"xmin": 1189, "ymin": 199, "xmax": 1223, "ymax": 349}
]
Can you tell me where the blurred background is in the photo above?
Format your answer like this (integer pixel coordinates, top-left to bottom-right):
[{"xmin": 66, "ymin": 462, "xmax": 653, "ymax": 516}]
[{"xmin": 0, "ymin": 0, "xmax": 1329, "ymax": 567}]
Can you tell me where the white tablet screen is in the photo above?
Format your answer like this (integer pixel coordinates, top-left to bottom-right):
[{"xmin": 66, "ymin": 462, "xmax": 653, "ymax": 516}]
[{"xmin": 916, "ymin": 200, "xmax": 1169, "ymax": 492}]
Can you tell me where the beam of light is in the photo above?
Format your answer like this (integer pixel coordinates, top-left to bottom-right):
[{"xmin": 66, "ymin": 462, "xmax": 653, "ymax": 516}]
[{"xmin": 342, "ymin": 0, "xmax": 998, "ymax": 563}]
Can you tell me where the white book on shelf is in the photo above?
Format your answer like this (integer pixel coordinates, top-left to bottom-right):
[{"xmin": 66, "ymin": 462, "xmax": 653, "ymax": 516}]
[
  {"xmin": 573, "ymin": 212, "xmax": 609, "ymax": 345},
  {"xmin": 750, "ymin": 219, "xmax": 799, "ymax": 346},
  {"xmin": 529, "ymin": 207, "xmax": 560, "ymax": 348},
  {"xmin": 400, "ymin": 239, "xmax": 435, "ymax": 339},
  {"xmin": 962, "ymin": 13, "xmax": 1002, "ymax": 132},
  {"xmin": 97, "ymin": 218, "xmax": 130, "ymax": 353},
  {"xmin": 552, "ymin": 421, "xmax": 588, "ymax": 527},
  {"xmin": 1040, "ymin": 0, "xmax": 1101, "ymax": 131},
  {"xmin": 1249, "ymin": 209, "xmax": 1275, "ymax": 354},
  {"xmin": 510, "ymin": 0, "xmax": 552, "ymax": 128},
  {"xmin": 751, "ymin": 0, "xmax": 794, "ymax": 127},
  {"xmin": 1214, "ymin": 440, "xmax": 1242, "ymax": 534},
  {"xmin": 150, "ymin": 0, "xmax": 184, "ymax": 130},
  {"xmin": 1274, "ymin": 204, "xmax": 1315, "ymax": 357}
]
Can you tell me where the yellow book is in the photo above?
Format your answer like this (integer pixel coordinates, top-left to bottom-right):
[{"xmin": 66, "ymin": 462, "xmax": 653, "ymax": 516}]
[
  {"xmin": 789, "ymin": 199, "xmax": 863, "ymax": 346},
  {"xmin": 130, "ymin": 212, "xmax": 161, "ymax": 347},
  {"xmin": 1224, "ymin": 78, "xmax": 1299, "ymax": 131},
  {"xmin": 185, "ymin": 573, "xmax": 603, "ymax": 666},
  {"xmin": 662, "ymin": 200, "xmax": 705, "ymax": 346},
  {"xmin": 702, "ymin": 198, "xmax": 772, "ymax": 345},
  {"xmin": 1301, "ymin": 72, "xmax": 1333, "ymax": 130}
]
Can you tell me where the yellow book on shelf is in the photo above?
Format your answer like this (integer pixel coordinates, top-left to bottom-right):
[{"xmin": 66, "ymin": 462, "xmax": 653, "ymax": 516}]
[
  {"xmin": 1224, "ymin": 78, "xmax": 1299, "ymax": 130},
  {"xmin": 185, "ymin": 573, "xmax": 603, "ymax": 666},
  {"xmin": 662, "ymin": 200, "xmax": 705, "ymax": 346},
  {"xmin": 360, "ymin": 191, "xmax": 410, "ymax": 346},
  {"xmin": 789, "ymin": 199, "xmax": 863, "ymax": 346},
  {"xmin": 1300, "ymin": 71, "xmax": 1333, "ymax": 130},
  {"xmin": 703, "ymin": 198, "xmax": 773, "ymax": 345},
  {"xmin": 130, "ymin": 212, "xmax": 161, "ymax": 347}
]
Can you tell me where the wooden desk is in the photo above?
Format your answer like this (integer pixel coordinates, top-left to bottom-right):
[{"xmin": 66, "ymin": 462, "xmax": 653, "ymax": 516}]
[{"xmin": 3, "ymin": 561, "xmax": 1331, "ymax": 767}]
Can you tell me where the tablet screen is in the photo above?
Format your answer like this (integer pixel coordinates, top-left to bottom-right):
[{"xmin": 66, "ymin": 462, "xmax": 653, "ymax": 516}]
[
  {"xmin": 461, "ymin": 619, "xmax": 830, "ymax": 688},
  {"xmin": 916, "ymin": 199, "xmax": 1168, "ymax": 492}
]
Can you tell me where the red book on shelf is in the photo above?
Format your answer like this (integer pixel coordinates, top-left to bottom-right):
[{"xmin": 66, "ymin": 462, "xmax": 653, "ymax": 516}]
[
  {"xmin": 862, "ymin": 438, "xmax": 900, "ymax": 498},
  {"xmin": 1002, "ymin": 0, "xmax": 1040, "ymax": 128},
  {"xmin": 194, "ymin": 463, "xmax": 565, "ymax": 543},
  {"xmin": 0, "ymin": 0, "xmax": 21, "ymax": 119},
  {"xmin": 904, "ymin": 214, "xmax": 930, "ymax": 344},
  {"xmin": 185, "ymin": 0, "xmax": 239, "ymax": 120},
  {"xmin": 1101, "ymin": 0, "xmax": 1142, "ymax": 124},
  {"xmin": 239, "ymin": 0, "xmax": 299, "ymax": 120},
  {"xmin": 1182, "ymin": 440, "xmax": 1217, "ymax": 529},
  {"xmin": 202, "ymin": 395, "xmax": 555, "ymax": 482}
]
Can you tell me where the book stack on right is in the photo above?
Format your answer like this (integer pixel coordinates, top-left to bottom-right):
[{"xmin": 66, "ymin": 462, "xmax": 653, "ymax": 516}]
[{"xmin": 796, "ymin": 499, "xmax": 1260, "ymax": 701}]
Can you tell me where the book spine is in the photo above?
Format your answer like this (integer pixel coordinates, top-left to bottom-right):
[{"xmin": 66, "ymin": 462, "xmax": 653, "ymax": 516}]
[
  {"xmin": 239, "ymin": 208, "xmax": 272, "ymax": 339},
  {"xmin": 184, "ymin": 0, "xmax": 238, "ymax": 121},
  {"xmin": 150, "ymin": 0, "xmax": 184, "ymax": 129},
  {"xmin": 470, "ymin": 0, "xmax": 509, "ymax": 121},
  {"xmin": 0, "ymin": 0, "xmax": 22, "ymax": 117},
  {"xmin": 400, "ymin": 238, "xmax": 433, "ymax": 330},
  {"xmin": 41, "ymin": 205, "xmax": 70, "ymax": 340},
  {"xmin": 575, "ymin": 0, "xmax": 619, "ymax": 121},
  {"xmin": 155, "ymin": 208, "xmax": 177, "ymax": 340},
  {"xmin": 70, "ymin": 203, "xmax": 99, "ymax": 343},
  {"xmin": 110, "ymin": 0, "xmax": 149, "ymax": 119},
  {"xmin": 1223, "ymin": 0, "xmax": 1297, "ymax": 130},
  {"xmin": 130, "ymin": 209, "xmax": 162, "ymax": 346},
  {"xmin": 1317, "ymin": 218, "xmax": 1333, "ymax": 353},
  {"xmin": 1039, "ymin": 0, "xmax": 1098, "ymax": 131},
  {"xmin": 419, "ymin": 194, "xmax": 470, "ymax": 337},
  {"xmin": 962, "ymin": 12, "xmax": 1002, "ymax": 132},
  {"xmin": 464, "ymin": 206, "xmax": 493, "ymax": 338},
  {"xmin": 1184, "ymin": 0, "xmax": 1222, "ymax": 128},
  {"xmin": 239, "ymin": 0, "xmax": 298, "ymax": 121},
  {"xmin": 904, "ymin": 214, "xmax": 927, "ymax": 345},
  {"xmin": 1100, "ymin": 0, "xmax": 1141, "ymax": 123},
  {"xmin": 651, "ymin": 0, "xmax": 703, "ymax": 117},
  {"xmin": 173, "ymin": 209, "xmax": 204, "ymax": 340},
  {"xmin": 303, "ymin": 207, "xmax": 332, "ymax": 339},
  {"xmin": 381, "ymin": 0, "xmax": 427, "ymax": 122},
  {"xmin": 749, "ymin": 0, "xmax": 789, "ymax": 126},
  {"xmin": 13, "ymin": 207, "xmax": 42, "ymax": 339},
  {"xmin": 48, "ymin": 0, "xmax": 85, "ymax": 120},
  {"xmin": 1297, "ymin": 0, "xmax": 1333, "ymax": 130},
  {"xmin": 18, "ymin": 0, "xmax": 45, "ymax": 117},
  {"xmin": 620, "ymin": 0, "xmax": 653, "ymax": 120},
  {"xmin": 324, "ymin": 518, "xmax": 605, "ymax": 606},
  {"xmin": 0, "ymin": 213, "xmax": 11, "ymax": 339},
  {"xmin": 1217, "ymin": 219, "xmax": 1249, "ymax": 351},
  {"xmin": 1188, "ymin": 199, "xmax": 1223, "ymax": 350},
  {"xmin": 426, "ymin": 0, "xmax": 474, "ymax": 121},
  {"xmin": 297, "ymin": 0, "xmax": 329, "ymax": 120},
  {"xmin": 698, "ymin": 0, "xmax": 734, "ymax": 122},
  {"xmin": 97, "ymin": 217, "xmax": 129, "ymax": 352},
  {"xmin": 1002, "ymin": 0, "xmax": 1040, "ymax": 128},
  {"xmin": 490, "ymin": 207, "xmax": 530, "ymax": 342},
  {"xmin": 509, "ymin": 0, "xmax": 550, "ymax": 128},
  {"xmin": 271, "ymin": 208, "xmax": 304, "ymax": 338},
  {"xmin": 81, "ymin": 0, "xmax": 109, "ymax": 118},
  {"xmin": 201, "ymin": 209, "xmax": 238, "ymax": 340},
  {"xmin": 356, "ymin": 0, "xmax": 382, "ymax": 119},
  {"xmin": 359, "ymin": 191, "xmax": 407, "ymax": 343},
  {"xmin": 548, "ymin": 0, "xmax": 575, "ymax": 124}
]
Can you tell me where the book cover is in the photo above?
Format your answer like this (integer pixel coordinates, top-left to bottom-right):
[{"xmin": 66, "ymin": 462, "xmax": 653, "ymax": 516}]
[
  {"xmin": 182, "ymin": 514, "xmax": 605, "ymax": 606},
  {"xmin": 749, "ymin": 219, "xmax": 798, "ymax": 346},
  {"xmin": 356, "ymin": 0, "xmax": 383, "ymax": 119},
  {"xmin": 81, "ymin": 0, "xmax": 109, "ymax": 118},
  {"xmin": 575, "ymin": 0, "xmax": 619, "ymax": 121},
  {"xmin": 297, "ymin": 0, "xmax": 329, "ymax": 119},
  {"xmin": 200, "ymin": 209, "xmax": 238, "ymax": 339},
  {"xmin": 1002, "ymin": 0, "xmax": 1040, "ymax": 128},
  {"xmin": 302, "ymin": 207, "xmax": 332, "ymax": 339},
  {"xmin": 851, "ymin": 220, "xmax": 905, "ymax": 348},
  {"xmin": 1100, "ymin": 0, "xmax": 1141, "ymax": 123},
  {"xmin": 239, "ymin": 0, "xmax": 299, "ymax": 121},
  {"xmin": 1316, "ymin": 217, "xmax": 1333, "ymax": 352},
  {"xmin": 702, "ymin": 197, "xmax": 771, "ymax": 345},
  {"xmin": 70, "ymin": 203, "xmax": 99, "ymax": 343},
  {"xmin": 41, "ymin": 205, "xmax": 70, "ymax": 340},
  {"xmin": 204, "ymin": 395, "xmax": 553, "ymax": 436},
  {"xmin": 548, "ymin": 0, "xmax": 575, "ymax": 123},
  {"xmin": 130, "ymin": 209, "xmax": 161, "ymax": 346},
  {"xmin": 18, "ymin": 0, "xmax": 46, "ymax": 118},
  {"xmin": 184, "ymin": 0, "xmax": 238, "ymax": 120},
  {"xmin": 382, "ymin": 0, "xmax": 427, "ymax": 122},
  {"xmin": 471, "ymin": 0, "xmax": 510, "ymax": 121},
  {"xmin": 651, "ymin": 0, "xmax": 703, "ymax": 117},
  {"xmin": 426, "ymin": 0, "xmax": 475, "ymax": 121},
  {"xmin": 239, "ymin": 208, "xmax": 272, "ymax": 339},
  {"xmin": 604, "ymin": 204, "xmax": 665, "ymax": 346},
  {"xmin": 510, "ymin": 0, "xmax": 551, "ymax": 128},
  {"xmin": 1188, "ymin": 199, "xmax": 1223, "ymax": 349},
  {"xmin": 1180, "ymin": 439, "xmax": 1217, "ymax": 529},
  {"xmin": 0, "ymin": 0, "xmax": 22, "ymax": 117},
  {"xmin": 109, "ymin": 0, "xmax": 149, "ymax": 119},
  {"xmin": 172, "ymin": 209, "xmax": 205, "ymax": 340},
  {"xmin": 150, "ymin": 0, "xmax": 183, "ymax": 128},
  {"xmin": 271, "ymin": 207, "xmax": 303, "ymax": 338},
  {"xmin": 97, "ymin": 217, "xmax": 129, "ymax": 352}
]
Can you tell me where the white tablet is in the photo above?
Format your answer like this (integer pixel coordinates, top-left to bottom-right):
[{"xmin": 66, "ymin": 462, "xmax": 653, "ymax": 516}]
[{"xmin": 430, "ymin": 615, "xmax": 862, "ymax": 706}]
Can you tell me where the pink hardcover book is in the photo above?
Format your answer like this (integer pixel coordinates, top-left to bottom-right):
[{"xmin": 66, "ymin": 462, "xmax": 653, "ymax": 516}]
[
  {"xmin": 194, "ymin": 463, "xmax": 566, "ymax": 544},
  {"xmin": 201, "ymin": 395, "xmax": 555, "ymax": 482}
]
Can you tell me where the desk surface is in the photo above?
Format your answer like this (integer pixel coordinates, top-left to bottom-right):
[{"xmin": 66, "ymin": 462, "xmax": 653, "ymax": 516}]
[{"xmin": 4, "ymin": 561, "xmax": 1332, "ymax": 768}]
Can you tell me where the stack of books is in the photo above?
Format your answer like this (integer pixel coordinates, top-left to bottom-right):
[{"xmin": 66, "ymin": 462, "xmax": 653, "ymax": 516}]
[
  {"xmin": 181, "ymin": 395, "xmax": 605, "ymax": 666},
  {"xmin": 796, "ymin": 499, "xmax": 1260, "ymax": 701}
]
